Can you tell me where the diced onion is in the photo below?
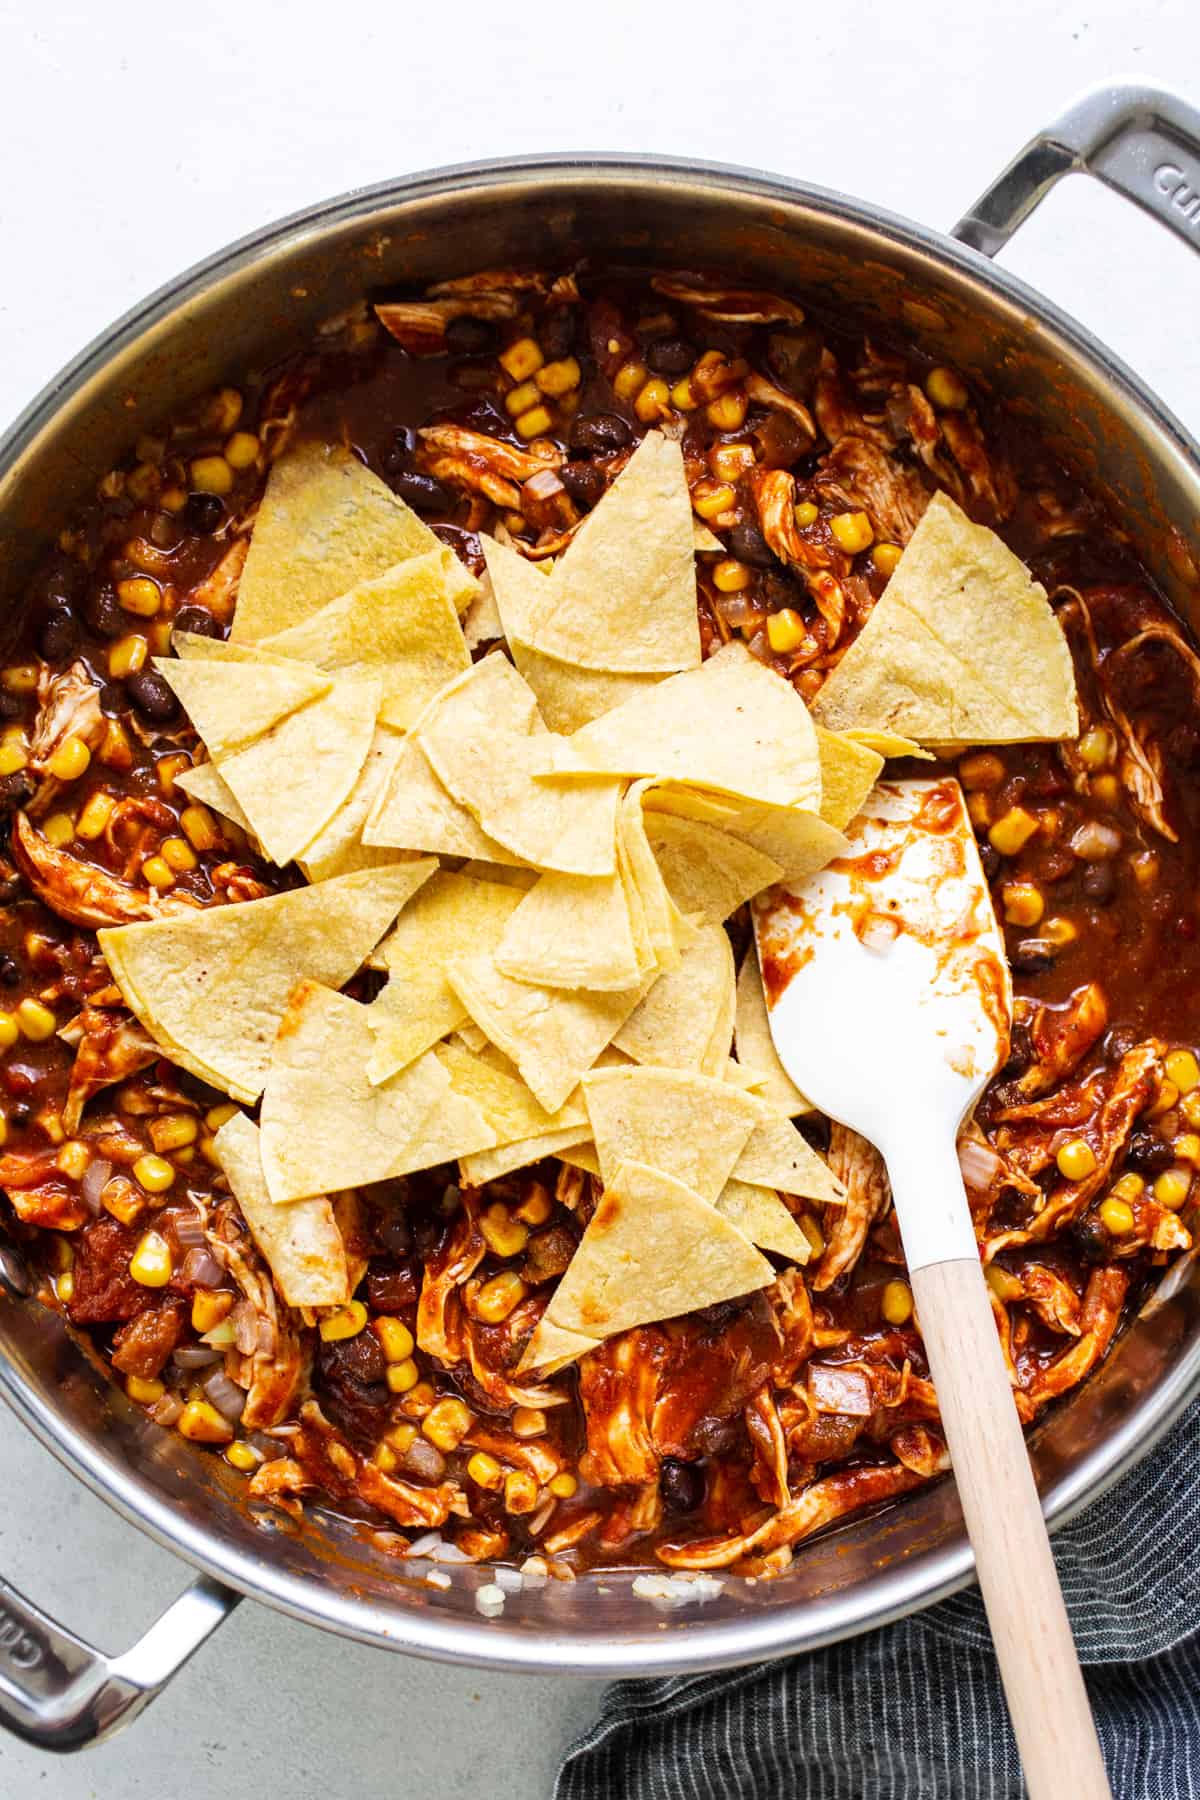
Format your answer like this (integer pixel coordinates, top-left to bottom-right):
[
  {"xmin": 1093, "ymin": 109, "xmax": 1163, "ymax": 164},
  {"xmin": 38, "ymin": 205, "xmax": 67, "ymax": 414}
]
[
  {"xmin": 203, "ymin": 1369, "xmax": 247, "ymax": 1421},
  {"xmin": 180, "ymin": 1247, "xmax": 225, "ymax": 1288},
  {"xmin": 958, "ymin": 1137, "xmax": 1004, "ymax": 1194},
  {"xmin": 807, "ymin": 1361, "xmax": 874, "ymax": 1416},
  {"xmin": 173, "ymin": 1212, "xmax": 208, "ymax": 1249},
  {"xmin": 172, "ymin": 1344, "xmax": 223, "ymax": 1370},
  {"xmin": 80, "ymin": 1158, "xmax": 112, "ymax": 1215}
]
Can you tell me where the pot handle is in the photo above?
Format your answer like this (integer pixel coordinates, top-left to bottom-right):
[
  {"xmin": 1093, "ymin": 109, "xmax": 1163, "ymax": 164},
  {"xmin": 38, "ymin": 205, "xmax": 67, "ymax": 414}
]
[
  {"xmin": 0, "ymin": 1569, "xmax": 238, "ymax": 1751},
  {"xmin": 953, "ymin": 83, "xmax": 1200, "ymax": 258}
]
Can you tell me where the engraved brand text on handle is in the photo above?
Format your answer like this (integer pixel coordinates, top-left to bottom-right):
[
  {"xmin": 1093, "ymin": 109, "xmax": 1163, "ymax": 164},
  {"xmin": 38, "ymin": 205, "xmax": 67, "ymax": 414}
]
[
  {"xmin": 1153, "ymin": 162, "xmax": 1200, "ymax": 230},
  {"xmin": 0, "ymin": 1608, "xmax": 45, "ymax": 1670}
]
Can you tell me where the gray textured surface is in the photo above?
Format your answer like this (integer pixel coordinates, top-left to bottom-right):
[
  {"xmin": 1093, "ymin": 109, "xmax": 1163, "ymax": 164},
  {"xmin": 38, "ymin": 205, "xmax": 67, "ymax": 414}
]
[{"xmin": 1, "ymin": 0, "xmax": 1198, "ymax": 1794}]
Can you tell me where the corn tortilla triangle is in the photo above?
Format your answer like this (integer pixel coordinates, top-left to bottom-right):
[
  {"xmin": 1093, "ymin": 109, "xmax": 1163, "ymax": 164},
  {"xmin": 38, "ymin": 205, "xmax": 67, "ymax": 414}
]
[
  {"xmin": 296, "ymin": 729, "xmax": 414, "ymax": 883},
  {"xmin": 735, "ymin": 1106, "xmax": 845, "ymax": 1205},
  {"xmin": 582, "ymin": 1066, "xmax": 761, "ymax": 1203},
  {"xmin": 362, "ymin": 727, "xmax": 521, "ymax": 865},
  {"xmin": 174, "ymin": 761, "xmax": 254, "ymax": 836},
  {"xmin": 493, "ymin": 868, "xmax": 643, "ymax": 992},
  {"xmin": 98, "ymin": 859, "xmax": 436, "ymax": 1104},
  {"xmin": 734, "ymin": 951, "xmax": 811, "ymax": 1117},
  {"xmin": 434, "ymin": 1040, "xmax": 588, "ymax": 1142},
  {"xmin": 459, "ymin": 1124, "xmax": 594, "ymax": 1188},
  {"xmin": 213, "ymin": 1112, "xmax": 349, "ymax": 1308},
  {"xmin": 643, "ymin": 810, "xmax": 782, "ymax": 927},
  {"xmin": 816, "ymin": 727, "xmax": 884, "ymax": 830},
  {"xmin": 153, "ymin": 653, "xmax": 331, "ymax": 758},
  {"xmin": 613, "ymin": 924, "xmax": 734, "ymax": 1069},
  {"xmin": 715, "ymin": 1178, "xmax": 811, "ymax": 1263}
]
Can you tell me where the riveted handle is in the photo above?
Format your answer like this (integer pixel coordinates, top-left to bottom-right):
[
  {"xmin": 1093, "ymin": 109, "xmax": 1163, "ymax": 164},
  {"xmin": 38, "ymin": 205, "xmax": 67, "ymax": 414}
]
[
  {"xmin": 954, "ymin": 83, "xmax": 1200, "ymax": 260},
  {"xmin": 0, "ymin": 1570, "xmax": 237, "ymax": 1751}
]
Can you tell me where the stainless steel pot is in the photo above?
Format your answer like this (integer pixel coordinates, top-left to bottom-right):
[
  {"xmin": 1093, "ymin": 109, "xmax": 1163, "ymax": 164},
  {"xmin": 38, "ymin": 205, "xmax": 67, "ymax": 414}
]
[{"xmin": 2, "ymin": 82, "xmax": 1200, "ymax": 1752}]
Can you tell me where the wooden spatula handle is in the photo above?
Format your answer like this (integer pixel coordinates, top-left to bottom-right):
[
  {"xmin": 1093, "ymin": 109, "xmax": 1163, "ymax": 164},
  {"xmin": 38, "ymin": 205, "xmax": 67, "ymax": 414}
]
[{"xmin": 911, "ymin": 1257, "xmax": 1111, "ymax": 1799}]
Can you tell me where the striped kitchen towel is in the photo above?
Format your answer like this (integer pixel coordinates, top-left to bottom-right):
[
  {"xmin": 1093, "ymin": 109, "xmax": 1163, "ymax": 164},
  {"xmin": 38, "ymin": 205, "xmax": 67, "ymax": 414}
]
[{"xmin": 555, "ymin": 1396, "xmax": 1200, "ymax": 1799}]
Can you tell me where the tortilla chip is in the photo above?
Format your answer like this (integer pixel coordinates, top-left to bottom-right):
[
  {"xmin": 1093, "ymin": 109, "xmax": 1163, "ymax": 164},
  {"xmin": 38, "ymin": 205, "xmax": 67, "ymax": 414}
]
[
  {"xmin": 613, "ymin": 925, "xmax": 734, "ymax": 1069},
  {"xmin": 692, "ymin": 519, "xmax": 724, "ymax": 553},
  {"xmin": 447, "ymin": 952, "xmax": 646, "ymax": 1114},
  {"xmin": 257, "ymin": 548, "xmax": 471, "ymax": 730},
  {"xmin": 175, "ymin": 760, "xmax": 254, "ymax": 835},
  {"xmin": 260, "ymin": 981, "xmax": 495, "ymax": 1202},
  {"xmin": 417, "ymin": 656, "xmax": 619, "ymax": 876},
  {"xmin": 213, "ymin": 1112, "xmax": 349, "ymax": 1307},
  {"xmin": 734, "ymin": 952, "xmax": 812, "ymax": 1118},
  {"xmin": 98, "ymin": 859, "xmax": 435, "ymax": 1103},
  {"xmin": 518, "ymin": 1314, "xmax": 602, "ymax": 1374},
  {"xmin": 170, "ymin": 631, "xmax": 316, "ymax": 668},
  {"xmin": 582, "ymin": 1066, "xmax": 760, "ymax": 1203},
  {"xmin": 618, "ymin": 784, "xmax": 692, "ymax": 973},
  {"xmin": 542, "ymin": 1159, "xmax": 773, "ymax": 1340},
  {"xmin": 460, "ymin": 1125, "xmax": 594, "ymax": 1187},
  {"xmin": 296, "ymin": 730, "xmax": 411, "ymax": 883},
  {"xmin": 643, "ymin": 810, "xmax": 781, "ymax": 927},
  {"xmin": 153, "ymin": 653, "xmax": 331, "ymax": 758},
  {"xmin": 494, "ymin": 869, "xmax": 643, "ymax": 992},
  {"xmin": 557, "ymin": 643, "xmax": 822, "ymax": 811},
  {"xmin": 844, "ymin": 729, "xmax": 932, "ymax": 761},
  {"xmin": 462, "ymin": 574, "xmax": 505, "ymax": 651},
  {"xmin": 233, "ymin": 442, "xmax": 476, "ymax": 642},
  {"xmin": 715, "ymin": 1177, "xmax": 811, "ymax": 1263},
  {"xmin": 816, "ymin": 727, "xmax": 883, "ymax": 830},
  {"xmin": 214, "ymin": 673, "xmax": 380, "ymax": 868},
  {"xmin": 458, "ymin": 861, "xmax": 537, "ymax": 891},
  {"xmin": 366, "ymin": 871, "xmax": 524, "ymax": 1083},
  {"xmin": 699, "ymin": 796, "xmax": 847, "ymax": 885},
  {"xmin": 699, "ymin": 942, "xmax": 738, "ymax": 1076},
  {"xmin": 435, "ymin": 1040, "xmax": 588, "ymax": 1142},
  {"xmin": 517, "ymin": 433, "xmax": 702, "ymax": 674},
  {"xmin": 362, "ymin": 726, "xmax": 520, "ymax": 864},
  {"xmin": 734, "ymin": 1109, "xmax": 845, "ymax": 1205},
  {"xmin": 812, "ymin": 491, "xmax": 1078, "ymax": 744}
]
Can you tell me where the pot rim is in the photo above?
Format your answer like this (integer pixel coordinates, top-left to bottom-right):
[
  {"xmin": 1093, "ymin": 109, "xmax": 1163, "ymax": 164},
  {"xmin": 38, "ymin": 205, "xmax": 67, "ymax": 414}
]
[{"xmin": 2, "ymin": 151, "xmax": 1199, "ymax": 1676}]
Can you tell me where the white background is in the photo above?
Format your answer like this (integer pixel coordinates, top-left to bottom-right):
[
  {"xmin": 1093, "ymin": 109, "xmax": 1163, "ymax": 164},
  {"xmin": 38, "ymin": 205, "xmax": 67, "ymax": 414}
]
[{"xmin": 1, "ymin": 3, "xmax": 1198, "ymax": 1795}]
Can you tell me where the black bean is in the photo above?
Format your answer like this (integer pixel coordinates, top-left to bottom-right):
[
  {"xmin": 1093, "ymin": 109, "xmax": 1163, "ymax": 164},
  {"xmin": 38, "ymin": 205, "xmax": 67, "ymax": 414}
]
[
  {"xmin": 646, "ymin": 335, "xmax": 694, "ymax": 376},
  {"xmin": 0, "ymin": 954, "xmax": 20, "ymax": 986},
  {"xmin": 37, "ymin": 607, "xmax": 79, "ymax": 662},
  {"xmin": 97, "ymin": 682, "xmax": 126, "ymax": 717},
  {"xmin": 381, "ymin": 427, "xmax": 417, "ymax": 473},
  {"xmin": 183, "ymin": 492, "xmax": 225, "ymax": 535},
  {"xmin": 659, "ymin": 1457, "xmax": 705, "ymax": 1514},
  {"xmin": 390, "ymin": 470, "xmax": 451, "ymax": 513},
  {"xmin": 559, "ymin": 461, "xmax": 607, "ymax": 509},
  {"xmin": 540, "ymin": 308, "xmax": 578, "ymax": 360},
  {"xmin": 978, "ymin": 843, "xmax": 1001, "ymax": 882},
  {"xmin": 0, "ymin": 773, "xmax": 34, "ymax": 815},
  {"xmin": 8, "ymin": 1103, "xmax": 30, "ymax": 1128},
  {"xmin": 1125, "ymin": 1131, "xmax": 1175, "ymax": 1174},
  {"xmin": 728, "ymin": 523, "xmax": 776, "ymax": 568},
  {"xmin": 1082, "ymin": 862, "xmax": 1115, "ymax": 904},
  {"xmin": 0, "ymin": 692, "xmax": 22, "ymax": 723},
  {"xmin": 399, "ymin": 1435, "xmax": 447, "ymax": 1483},
  {"xmin": 172, "ymin": 606, "xmax": 221, "ymax": 640},
  {"xmin": 445, "ymin": 316, "xmax": 499, "ymax": 355},
  {"xmin": 125, "ymin": 668, "xmax": 180, "ymax": 723},
  {"xmin": 568, "ymin": 412, "xmax": 633, "ymax": 455},
  {"xmin": 760, "ymin": 571, "xmax": 803, "ymax": 611},
  {"xmin": 1009, "ymin": 944, "xmax": 1055, "ymax": 976},
  {"xmin": 86, "ymin": 585, "xmax": 126, "ymax": 640}
]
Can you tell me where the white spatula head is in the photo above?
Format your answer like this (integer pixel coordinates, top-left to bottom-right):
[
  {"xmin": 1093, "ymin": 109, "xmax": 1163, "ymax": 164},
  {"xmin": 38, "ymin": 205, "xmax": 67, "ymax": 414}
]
[{"xmin": 753, "ymin": 776, "xmax": 1012, "ymax": 1268}]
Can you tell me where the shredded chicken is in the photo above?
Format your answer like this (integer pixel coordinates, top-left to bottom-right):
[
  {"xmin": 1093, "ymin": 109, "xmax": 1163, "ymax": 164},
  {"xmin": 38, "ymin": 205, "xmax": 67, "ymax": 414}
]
[
  {"xmin": 815, "ymin": 436, "xmax": 930, "ymax": 547},
  {"xmin": 0, "ymin": 1149, "xmax": 89, "ymax": 1229},
  {"xmin": 814, "ymin": 1124, "xmax": 891, "ymax": 1289},
  {"xmin": 12, "ymin": 812, "xmax": 199, "ymax": 930},
  {"xmin": 1060, "ymin": 593, "xmax": 1177, "ymax": 841},
  {"xmin": 209, "ymin": 1203, "xmax": 308, "ymax": 1429},
  {"xmin": 749, "ymin": 468, "xmax": 848, "ymax": 646},
  {"xmin": 416, "ymin": 424, "xmax": 562, "ymax": 509},
  {"xmin": 578, "ymin": 1329, "xmax": 662, "ymax": 1486},
  {"xmin": 1010, "ymin": 983, "xmax": 1109, "ymax": 1101},
  {"xmin": 26, "ymin": 662, "xmax": 106, "ymax": 818},
  {"xmin": 60, "ymin": 1005, "xmax": 159, "ymax": 1132},
  {"xmin": 186, "ymin": 537, "xmax": 247, "ymax": 622},
  {"xmin": 649, "ymin": 276, "xmax": 806, "ymax": 326},
  {"xmin": 294, "ymin": 1401, "xmax": 465, "ymax": 1529},
  {"xmin": 1014, "ymin": 1269, "xmax": 1129, "ymax": 1421}
]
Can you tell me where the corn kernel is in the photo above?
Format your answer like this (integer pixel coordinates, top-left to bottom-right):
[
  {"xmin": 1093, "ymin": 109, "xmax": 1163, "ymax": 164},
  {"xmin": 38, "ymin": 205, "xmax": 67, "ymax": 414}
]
[
  {"xmin": 1041, "ymin": 917, "xmax": 1078, "ymax": 947},
  {"xmin": 965, "ymin": 790, "xmax": 992, "ymax": 832},
  {"xmin": 399, "ymin": 1379, "xmax": 435, "ymax": 1416},
  {"xmin": 1099, "ymin": 1197, "xmax": 1135, "ymax": 1236},
  {"xmin": 141, "ymin": 856, "xmax": 175, "ymax": 891},
  {"xmin": 504, "ymin": 1470, "xmax": 539, "ymax": 1514},
  {"xmin": 1091, "ymin": 774, "xmax": 1121, "ymax": 807},
  {"xmin": 190, "ymin": 456, "xmax": 234, "ymax": 496},
  {"xmin": 548, "ymin": 1472, "xmax": 577, "ymax": 1499},
  {"xmin": 205, "ymin": 1103, "xmax": 239, "ymax": 1133},
  {"xmin": 988, "ymin": 808, "xmax": 1039, "ymax": 857},
  {"xmin": 1, "ymin": 663, "xmax": 39, "ymax": 694},
  {"xmin": 160, "ymin": 487, "xmax": 188, "ymax": 513},
  {"xmin": 873, "ymin": 542, "xmax": 903, "ymax": 577},
  {"xmin": 504, "ymin": 378, "xmax": 541, "ymax": 417},
  {"xmin": 423, "ymin": 1397, "xmax": 472, "ymax": 1453},
  {"xmin": 133, "ymin": 1152, "xmax": 176, "ymax": 1193},
  {"xmin": 500, "ymin": 337, "xmax": 544, "ymax": 382},
  {"xmin": 116, "ymin": 576, "xmax": 161, "ymax": 618},
  {"xmin": 1154, "ymin": 1167, "xmax": 1192, "ymax": 1209},
  {"xmin": 125, "ymin": 463, "xmax": 161, "ymax": 505},
  {"xmin": 1002, "ymin": 882, "xmax": 1044, "ymax": 928},
  {"xmin": 177, "ymin": 1399, "xmax": 234, "ymax": 1444},
  {"xmin": 76, "ymin": 791, "xmax": 116, "ymax": 840},
  {"xmin": 160, "ymin": 835, "xmax": 198, "ymax": 873},
  {"xmin": 1077, "ymin": 726, "xmax": 1116, "ymax": 771},
  {"xmin": 793, "ymin": 501, "xmax": 819, "ymax": 529},
  {"xmin": 512, "ymin": 1406, "xmax": 547, "ymax": 1439},
  {"xmin": 149, "ymin": 619, "xmax": 174, "ymax": 656},
  {"xmin": 204, "ymin": 388, "xmax": 243, "ymax": 433},
  {"xmin": 712, "ymin": 558, "xmax": 752, "ymax": 594},
  {"xmin": 126, "ymin": 1375, "xmax": 165, "ymax": 1405},
  {"xmin": 0, "ymin": 742, "xmax": 27, "ymax": 777},
  {"xmin": 48, "ymin": 735, "xmax": 92, "ymax": 783},
  {"xmin": 709, "ymin": 442, "xmax": 754, "ymax": 483},
  {"xmin": 42, "ymin": 812, "xmax": 75, "ymax": 848},
  {"xmin": 16, "ymin": 999, "xmax": 56, "ymax": 1042},
  {"xmin": 763, "ymin": 608, "xmax": 806, "ymax": 655},
  {"xmin": 320, "ymin": 1300, "xmax": 368, "ymax": 1342},
  {"xmin": 386, "ymin": 1422, "xmax": 418, "ymax": 1454},
  {"xmin": 55, "ymin": 1270, "xmax": 75, "ymax": 1303},
  {"xmin": 692, "ymin": 482, "xmax": 737, "ymax": 521},
  {"xmin": 148, "ymin": 1113, "xmax": 198, "ymax": 1154},
  {"xmin": 475, "ymin": 1271, "xmax": 527, "ymax": 1324},
  {"xmin": 108, "ymin": 634, "xmax": 148, "ymax": 679},
  {"xmin": 467, "ymin": 1451, "xmax": 504, "ymax": 1490},
  {"xmin": 98, "ymin": 717, "xmax": 133, "ymax": 768},
  {"xmin": 192, "ymin": 1290, "xmax": 233, "ymax": 1334},
  {"xmin": 536, "ymin": 357, "xmax": 581, "ymax": 397},
  {"xmin": 798, "ymin": 1213, "xmax": 824, "ymax": 1256},
  {"xmin": 926, "ymin": 366, "xmax": 969, "ymax": 409},
  {"xmin": 985, "ymin": 1264, "xmax": 1023, "ymax": 1302},
  {"xmin": 515, "ymin": 1185, "xmax": 553, "ymax": 1227},
  {"xmin": 224, "ymin": 431, "xmax": 260, "ymax": 470},
  {"xmin": 373, "ymin": 1442, "xmax": 398, "ymax": 1474},
  {"xmin": 0, "ymin": 1013, "xmax": 18, "ymax": 1052},
  {"xmin": 670, "ymin": 376, "xmax": 697, "ymax": 410},
  {"xmin": 156, "ymin": 753, "xmax": 191, "ymax": 795},
  {"xmin": 830, "ymin": 511, "xmax": 874, "ymax": 554},
  {"xmin": 0, "ymin": 1114, "xmax": 8, "ymax": 1148},
  {"xmin": 225, "ymin": 1440, "xmax": 261, "ymax": 1471},
  {"xmin": 1149, "ymin": 1079, "xmax": 1180, "ymax": 1119},
  {"xmin": 881, "ymin": 1279, "xmax": 914, "ymax": 1326},
  {"xmin": 1180, "ymin": 1091, "xmax": 1200, "ymax": 1131},
  {"xmin": 706, "ymin": 388, "xmax": 749, "ymax": 432},
  {"xmin": 177, "ymin": 804, "xmax": 219, "ymax": 854},
  {"xmin": 101, "ymin": 1175, "xmax": 144, "ymax": 1225},
  {"xmin": 1056, "ymin": 1138, "xmax": 1097, "ymax": 1181},
  {"xmin": 386, "ymin": 1357, "xmax": 420, "ymax": 1394},
  {"xmin": 56, "ymin": 1140, "xmax": 91, "ymax": 1180},
  {"xmin": 374, "ymin": 1316, "xmax": 415, "ymax": 1362},
  {"xmin": 480, "ymin": 1204, "xmax": 529, "ymax": 1259},
  {"xmin": 130, "ymin": 1229, "xmax": 173, "ymax": 1287},
  {"xmin": 1165, "ymin": 1050, "xmax": 1200, "ymax": 1095},
  {"xmin": 635, "ymin": 378, "xmax": 671, "ymax": 423},
  {"xmin": 514, "ymin": 404, "xmax": 554, "ymax": 440},
  {"xmin": 958, "ymin": 752, "xmax": 1005, "ymax": 790},
  {"xmin": 612, "ymin": 359, "xmax": 648, "ymax": 402}
]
